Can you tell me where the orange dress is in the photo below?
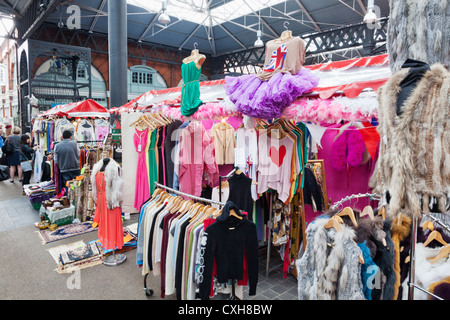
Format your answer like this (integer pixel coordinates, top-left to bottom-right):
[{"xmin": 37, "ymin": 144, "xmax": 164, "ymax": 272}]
[{"xmin": 93, "ymin": 171, "xmax": 124, "ymax": 250}]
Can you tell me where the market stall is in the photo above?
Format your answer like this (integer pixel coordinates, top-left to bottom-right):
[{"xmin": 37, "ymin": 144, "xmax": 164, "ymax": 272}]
[
  {"xmin": 111, "ymin": 51, "xmax": 390, "ymax": 300},
  {"xmin": 28, "ymin": 99, "xmax": 115, "ymax": 221}
]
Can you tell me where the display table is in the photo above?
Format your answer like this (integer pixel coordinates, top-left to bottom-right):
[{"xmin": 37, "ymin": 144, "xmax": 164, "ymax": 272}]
[{"xmin": 40, "ymin": 205, "xmax": 75, "ymax": 226}]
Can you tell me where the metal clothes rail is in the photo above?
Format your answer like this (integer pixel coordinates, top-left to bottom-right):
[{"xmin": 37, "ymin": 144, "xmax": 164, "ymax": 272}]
[
  {"xmin": 329, "ymin": 192, "xmax": 380, "ymax": 211},
  {"xmin": 154, "ymin": 182, "xmax": 226, "ymax": 207}
]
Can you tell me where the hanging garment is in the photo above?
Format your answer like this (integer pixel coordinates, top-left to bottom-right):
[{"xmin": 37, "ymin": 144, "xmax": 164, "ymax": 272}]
[
  {"xmin": 164, "ymin": 120, "xmax": 183, "ymax": 188},
  {"xmin": 147, "ymin": 129, "xmax": 159, "ymax": 194},
  {"xmin": 91, "ymin": 159, "xmax": 124, "ymax": 251},
  {"xmin": 54, "ymin": 117, "xmax": 75, "ymax": 142},
  {"xmin": 257, "ymin": 130, "xmax": 300, "ymax": 203},
  {"xmin": 371, "ymin": 63, "xmax": 450, "ymax": 219},
  {"xmin": 400, "ymin": 243, "xmax": 450, "ymax": 300},
  {"xmin": 235, "ymin": 127, "xmax": 258, "ymax": 201},
  {"xmin": 76, "ymin": 119, "xmax": 95, "ymax": 145},
  {"xmin": 178, "ymin": 121, "xmax": 219, "ymax": 197},
  {"xmin": 296, "ymin": 216, "xmax": 366, "ymax": 300},
  {"xmin": 133, "ymin": 128, "xmax": 150, "ymax": 210},
  {"xmin": 180, "ymin": 61, "xmax": 202, "ymax": 116},
  {"xmin": 94, "ymin": 119, "xmax": 110, "ymax": 144},
  {"xmin": 226, "ymin": 172, "xmax": 254, "ymax": 220},
  {"xmin": 224, "ymin": 37, "xmax": 319, "ymax": 119},
  {"xmin": 271, "ymin": 194, "xmax": 291, "ymax": 246},
  {"xmin": 197, "ymin": 202, "xmax": 259, "ymax": 300},
  {"xmin": 209, "ymin": 122, "xmax": 235, "ymax": 165}
]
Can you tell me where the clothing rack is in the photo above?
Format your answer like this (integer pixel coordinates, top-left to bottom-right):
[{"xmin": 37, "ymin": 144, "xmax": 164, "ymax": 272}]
[
  {"xmin": 329, "ymin": 192, "xmax": 380, "ymax": 211},
  {"xmin": 154, "ymin": 182, "xmax": 226, "ymax": 207},
  {"xmin": 408, "ymin": 211, "xmax": 450, "ymax": 301},
  {"xmin": 330, "ymin": 193, "xmax": 448, "ymax": 300}
]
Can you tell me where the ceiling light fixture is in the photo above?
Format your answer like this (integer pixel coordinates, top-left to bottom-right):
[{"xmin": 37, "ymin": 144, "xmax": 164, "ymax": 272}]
[
  {"xmin": 254, "ymin": 11, "xmax": 264, "ymax": 47},
  {"xmin": 254, "ymin": 30, "xmax": 264, "ymax": 47},
  {"xmin": 158, "ymin": 1, "xmax": 170, "ymax": 25},
  {"xmin": 363, "ymin": 0, "xmax": 377, "ymax": 24}
]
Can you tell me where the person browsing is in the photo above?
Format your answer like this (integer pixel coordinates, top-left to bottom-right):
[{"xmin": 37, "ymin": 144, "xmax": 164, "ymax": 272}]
[{"xmin": 54, "ymin": 129, "xmax": 80, "ymax": 189}]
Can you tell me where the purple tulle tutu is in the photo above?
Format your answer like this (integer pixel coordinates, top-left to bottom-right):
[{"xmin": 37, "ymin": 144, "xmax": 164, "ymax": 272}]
[{"xmin": 224, "ymin": 68, "xmax": 319, "ymax": 119}]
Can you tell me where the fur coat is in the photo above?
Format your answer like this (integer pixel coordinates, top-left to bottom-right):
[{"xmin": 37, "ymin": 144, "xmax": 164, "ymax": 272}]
[
  {"xmin": 387, "ymin": 0, "xmax": 450, "ymax": 73},
  {"xmin": 401, "ymin": 243, "xmax": 450, "ymax": 300},
  {"xmin": 390, "ymin": 215, "xmax": 412, "ymax": 300},
  {"xmin": 296, "ymin": 216, "xmax": 365, "ymax": 300},
  {"xmin": 91, "ymin": 158, "xmax": 123, "ymax": 209},
  {"xmin": 370, "ymin": 63, "xmax": 450, "ymax": 219}
]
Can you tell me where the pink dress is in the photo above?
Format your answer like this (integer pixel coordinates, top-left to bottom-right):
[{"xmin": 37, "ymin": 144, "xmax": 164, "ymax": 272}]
[
  {"xmin": 134, "ymin": 128, "xmax": 150, "ymax": 210},
  {"xmin": 93, "ymin": 171, "xmax": 124, "ymax": 250}
]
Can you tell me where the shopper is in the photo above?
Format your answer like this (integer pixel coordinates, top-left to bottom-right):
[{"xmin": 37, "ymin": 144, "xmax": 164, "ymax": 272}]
[
  {"xmin": 4, "ymin": 127, "xmax": 23, "ymax": 183},
  {"xmin": 54, "ymin": 129, "xmax": 80, "ymax": 189},
  {"xmin": 20, "ymin": 134, "xmax": 37, "ymax": 190}
]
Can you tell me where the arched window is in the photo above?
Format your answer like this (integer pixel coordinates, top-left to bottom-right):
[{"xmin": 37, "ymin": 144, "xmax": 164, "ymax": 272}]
[
  {"xmin": 34, "ymin": 59, "xmax": 108, "ymax": 108},
  {"xmin": 128, "ymin": 65, "xmax": 167, "ymax": 101}
]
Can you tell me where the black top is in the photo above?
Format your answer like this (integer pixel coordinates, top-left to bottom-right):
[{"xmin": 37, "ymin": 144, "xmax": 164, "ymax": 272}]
[
  {"xmin": 20, "ymin": 144, "xmax": 35, "ymax": 162},
  {"xmin": 198, "ymin": 201, "xmax": 259, "ymax": 300},
  {"xmin": 226, "ymin": 172, "xmax": 254, "ymax": 219},
  {"xmin": 396, "ymin": 59, "xmax": 430, "ymax": 115},
  {"xmin": 163, "ymin": 120, "xmax": 182, "ymax": 188}
]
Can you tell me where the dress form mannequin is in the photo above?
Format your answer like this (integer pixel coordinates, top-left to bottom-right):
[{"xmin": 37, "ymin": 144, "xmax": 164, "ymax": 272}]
[
  {"xmin": 182, "ymin": 48, "xmax": 206, "ymax": 70},
  {"xmin": 91, "ymin": 157, "xmax": 126, "ymax": 266},
  {"xmin": 180, "ymin": 43, "xmax": 206, "ymax": 116},
  {"xmin": 274, "ymin": 29, "xmax": 294, "ymax": 43}
]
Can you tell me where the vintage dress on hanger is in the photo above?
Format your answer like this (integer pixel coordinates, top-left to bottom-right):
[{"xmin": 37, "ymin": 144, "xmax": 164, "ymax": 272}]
[
  {"xmin": 180, "ymin": 50, "xmax": 205, "ymax": 117},
  {"xmin": 133, "ymin": 128, "xmax": 150, "ymax": 210},
  {"xmin": 370, "ymin": 62, "xmax": 450, "ymax": 219},
  {"xmin": 91, "ymin": 158, "xmax": 124, "ymax": 251},
  {"xmin": 225, "ymin": 33, "xmax": 319, "ymax": 119}
]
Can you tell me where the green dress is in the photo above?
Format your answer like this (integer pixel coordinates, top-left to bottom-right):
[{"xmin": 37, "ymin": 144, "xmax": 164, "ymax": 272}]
[
  {"xmin": 147, "ymin": 129, "xmax": 158, "ymax": 194},
  {"xmin": 180, "ymin": 61, "xmax": 202, "ymax": 116}
]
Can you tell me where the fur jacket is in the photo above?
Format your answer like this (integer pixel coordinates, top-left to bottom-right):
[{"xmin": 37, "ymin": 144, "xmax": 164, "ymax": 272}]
[
  {"xmin": 370, "ymin": 63, "xmax": 450, "ymax": 219},
  {"xmin": 91, "ymin": 158, "xmax": 123, "ymax": 209},
  {"xmin": 401, "ymin": 243, "xmax": 450, "ymax": 300},
  {"xmin": 390, "ymin": 215, "xmax": 412, "ymax": 300},
  {"xmin": 387, "ymin": 0, "xmax": 450, "ymax": 73},
  {"xmin": 296, "ymin": 216, "xmax": 365, "ymax": 300}
]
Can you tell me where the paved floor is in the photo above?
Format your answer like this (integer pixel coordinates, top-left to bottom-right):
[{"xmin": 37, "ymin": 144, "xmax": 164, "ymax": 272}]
[{"xmin": 0, "ymin": 177, "xmax": 298, "ymax": 300}]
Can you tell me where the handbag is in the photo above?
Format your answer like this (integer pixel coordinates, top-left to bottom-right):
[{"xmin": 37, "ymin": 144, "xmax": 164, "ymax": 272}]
[
  {"xmin": 21, "ymin": 160, "xmax": 32, "ymax": 172},
  {"xmin": 20, "ymin": 149, "xmax": 33, "ymax": 172}
]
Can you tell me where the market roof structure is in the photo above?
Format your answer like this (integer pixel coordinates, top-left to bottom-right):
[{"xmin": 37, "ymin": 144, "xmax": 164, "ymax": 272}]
[{"xmin": 0, "ymin": 0, "xmax": 390, "ymax": 57}]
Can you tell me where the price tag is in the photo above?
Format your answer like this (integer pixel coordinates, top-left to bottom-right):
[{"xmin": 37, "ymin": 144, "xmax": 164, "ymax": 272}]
[{"xmin": 138, "ymin": 144, "xmax": 142, "ymax": 152}]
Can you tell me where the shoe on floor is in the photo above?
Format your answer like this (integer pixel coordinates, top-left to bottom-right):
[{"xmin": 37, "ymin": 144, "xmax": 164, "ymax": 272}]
[{"xmin": 9, "ymin": 180, "xmax": 14, "ymax": 183}]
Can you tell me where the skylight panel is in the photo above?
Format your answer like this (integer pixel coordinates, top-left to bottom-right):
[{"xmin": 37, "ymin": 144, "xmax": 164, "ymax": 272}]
[{"xmin": 128, "ymin": 0, "xmax": 286, "ymax": 26}]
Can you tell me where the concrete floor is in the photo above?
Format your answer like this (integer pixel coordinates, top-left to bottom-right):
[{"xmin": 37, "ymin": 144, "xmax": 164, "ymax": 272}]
[{"xmin": 0, "ymin": 178, "xmax": 298, "ymax": 301}]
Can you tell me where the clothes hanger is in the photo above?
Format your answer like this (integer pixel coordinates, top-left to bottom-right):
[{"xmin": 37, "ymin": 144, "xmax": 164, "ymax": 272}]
[
  {"xmin": 232, "ymin": 168, "xmax": 258, "ymax": 185},
  {"xmin": 395, "ymin": 212, "xmax": 403, "ymax": 226},
  {"xmin": 429, "ymin": 244, "xmax": 450, "ymax": 264},
  {"xmin": 229, "ymin": 209, "xmax": 243, "ymax": 220},
  {"xmin": 267, "ymin": 122, "xmax": 288, "ymax": 139},
  {"xmin": 276, "ymin": 21, "xmax": 293, "ymax": 42},
  {"xmin": 360, "ymin": 205, "xmax": 375, "ymax": 221},
  {"xmin": 337, "ymin": 206, "xmax": 358, "ymax": 227},
  {"xmin": 377, "ymin": 206, "xmax": 386, "ymax": 220},
  {"xmin": 423, "ymin": 230, "xmax": 448, "ymax": 247},
  {"xmin": 169, "ymin": 197, "xmax": 183, "ymax": 213},
  {"xmin": 324, "ymin": 215, "xmax": 343, "ymax": 232},
  {"xmin": 421, "ymin": 220, "xmax": 435, "ymax": 233}
]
